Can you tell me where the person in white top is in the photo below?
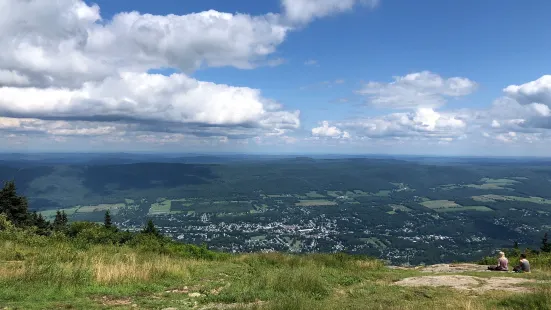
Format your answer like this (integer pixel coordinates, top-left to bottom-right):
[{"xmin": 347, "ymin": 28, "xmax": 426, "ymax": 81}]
[{"xmin": 487, "ymin": 251, "xmax": 508, "ymax": 271}]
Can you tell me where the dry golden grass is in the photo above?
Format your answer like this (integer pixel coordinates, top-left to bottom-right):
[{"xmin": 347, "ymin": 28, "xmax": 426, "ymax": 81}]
[
  {"xmin": 92, "ymin": 253, "xmax": 188, "ymax": 284},
  {"xmin": 0, "ymin": 262, "xmax": 25, "ymax": 279},
  {"xmin": 355, "ymin": 259, "xmax": 384, "ymax": 269}
]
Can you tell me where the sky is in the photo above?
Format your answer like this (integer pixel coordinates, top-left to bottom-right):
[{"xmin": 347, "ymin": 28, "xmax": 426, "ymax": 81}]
[{"xmin": 1, "ymin": 0, "xmax": 551, "ymax": 156}]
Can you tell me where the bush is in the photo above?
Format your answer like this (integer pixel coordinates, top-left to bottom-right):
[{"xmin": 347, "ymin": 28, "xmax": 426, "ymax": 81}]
[{"xmin": 0, "ymin": 213, "xmax": 14, "ymax": 231}]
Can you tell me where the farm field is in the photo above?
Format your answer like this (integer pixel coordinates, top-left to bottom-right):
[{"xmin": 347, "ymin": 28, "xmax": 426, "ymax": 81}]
[
  {"xmin": 39, "ymin": 203, "xmax": 126, "ymax": 221},
  {"xmin": 148, "ymin": 199, "xmax": 171, "ymax": 215},
  {"xmin": 472, "ymin": 195, "xmax": 551, "ymax": 204},
  {"xmin": 295, "ymin": 200, "xmax": 338, "ymax": 207},
  {"xmin": 420, "ymin": 200, "xmax": 493, "ymax": 213}
]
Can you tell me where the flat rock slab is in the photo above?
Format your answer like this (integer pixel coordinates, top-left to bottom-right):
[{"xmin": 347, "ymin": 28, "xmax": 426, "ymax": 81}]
[
  {"xmin": 388, "ymin": 263, "xmax": 496, "ymax": 273},
  {"xmin": 421, "ymin": 263, "xmax": 490, "ymax": 273},
  {"xmin": 394, "ymin": 275, "xmax": 535, "ymax": 293}
]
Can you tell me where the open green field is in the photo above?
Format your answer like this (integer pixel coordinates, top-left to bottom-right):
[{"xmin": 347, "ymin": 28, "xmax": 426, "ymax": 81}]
[
  {"xmin": 148, "ymin": 199, "xmax": 171, "ymax": 215},
  {"xmin": 472, "ymin": 195, "xmax": 551, "ymax": 204},
  {"xmin": 78, "ymin": 203, "xmax": 125, "ymax": 213},
  {"xmin": 39, "ymin": 202, "xmax": 129, "ymax": 221},
  {"xmin": 437, "ymin": 177, "xmax": 520, "ymax": 191},
  {"xmin": 39, "ymin": 206, "xmax": 80, "ymax": 220},
  {"xmin": 421, "ymin": 200, "xmax": 462, "ymax": 210},
  {"xmin": 437, "ymin": 206, "xmax": 494, "ymax": 212},
  {"xmin": 295, "ymin": 200, "xmax": 338, "ymax": 207},
  {"xmin": 420, "ymin": 200, "xmax": 493, "ymax": 213}
]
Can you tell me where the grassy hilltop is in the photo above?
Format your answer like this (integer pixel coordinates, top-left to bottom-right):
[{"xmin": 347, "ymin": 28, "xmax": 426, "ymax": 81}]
[
  {"xmin": 2, "ymin": 180, "xmax": 551, "ymax": 309},
  {"xmin": 1, "ymin": 225, "xmax": 551, "ymax": 310}
]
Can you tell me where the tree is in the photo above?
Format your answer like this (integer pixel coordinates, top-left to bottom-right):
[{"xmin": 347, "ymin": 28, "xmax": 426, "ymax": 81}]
[
  {"xmin": 30, "ymin": 211, "xmax": 51, "ymax": 235},
  {"xmin": 142, "ymin": 219, "xmax": 160, "ymax": 237},
  {"xmin": 0, "ymin": 181, "xmax": 30, "ymax": 227},
  {"xmin": 61, "ymin": 211, "xmax": 68, "ymax": 225},
  {"xmin": 53, "ymin": 210, "xmax": 68, "ymax": 231},
  {"xmin": 541, "ymin": 233, "xmax": 551, "ymax": 253},
  {"xmin": 104, "ymin": 210, "xmax": 112, "ymax": 229}
]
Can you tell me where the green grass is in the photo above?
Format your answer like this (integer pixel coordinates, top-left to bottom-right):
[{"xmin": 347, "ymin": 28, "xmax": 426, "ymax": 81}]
[
  {"xmin": 39, "ymin": 207, "xmax": 80, "ymax": 220},
  {"xmin": 420, "ymin": 200, "xmax": 493, "ymax": 213},
  {"xmin": 437, "ymin": 206, "xmax": 494, "ymax": 212},
  {"xmin": 148, "ymin": 199, "xmax": 171, "ymax": 215},
  {"xmin": 326, "ymin": 191, "xmax": 343, "ymax": 197},
  {"xmin": 472, "ymin": 195, "xmax": 551, "ymax": 204},
  {"xmin": 295, "ymin": 200, "xmax": 338, "ymax": 207},
  {"xmin": 373, "ymin": 190, "xmax": 391, "ymax": 197},
  {"xmin": 39, "ymin": 203, "xmax": 128, "ymax": 221},
  {"xmin": 1, "ymin": 230, "xmax": 550, "ymax": 310},
  {"xmin": 437, "ymin": 178, "xmax": 521, "ymax": 191},
  {"xmin": 421, "ymin": 200, "xmax": 462, "ymax": 210},
  {"xmin": 78, "ymin": 203, "xmax": 125, "ymax": 213}
]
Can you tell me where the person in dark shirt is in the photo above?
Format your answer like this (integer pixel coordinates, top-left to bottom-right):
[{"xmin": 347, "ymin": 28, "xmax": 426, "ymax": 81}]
[{"xmin": 513, "ymin": 254, "xmax": 531, "ymax": 273}]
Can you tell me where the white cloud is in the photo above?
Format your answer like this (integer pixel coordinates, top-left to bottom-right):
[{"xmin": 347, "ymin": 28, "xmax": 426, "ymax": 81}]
[
  {"xmin": 0, "ymin": 117, "xmax": 123, "ymax": 136},
  {"xmin": 312, "ymin": 121, "xmax": 350, "ymax": 139},
  {"xmin": 0, "ymin": 72, "xmax": 300, "ymax": 130},
  {"xmin": 336, "ymin": 108, "xmax": 467, "ymax": 140},
  {"xmin": 282, "ymin": 0, "xmax": 379, "ymax": 23},
  {"xmin": 358, "ymin": 71, "xmax": 478, "ymax": 109},
  {"xmin": 504, "ymin": 75, "xmax": 551, "ymax": 107},
  {"xmin": 0, "ymin": 0, "xmax": 317, "ymax": 147},
  {"xmin": 0, "ymin": 0, "xmax": 289, "ymax": 88}
]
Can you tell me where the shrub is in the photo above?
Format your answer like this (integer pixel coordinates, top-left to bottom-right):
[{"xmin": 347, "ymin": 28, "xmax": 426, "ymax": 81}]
[{"xmin": 0, "ymin": 213, "xmax": 14, "ymax": 231}]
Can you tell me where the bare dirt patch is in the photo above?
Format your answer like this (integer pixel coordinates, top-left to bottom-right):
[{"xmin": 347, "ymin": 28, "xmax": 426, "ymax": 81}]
[
  {"xmin": 420, "ymin": 263, "xmax": 490, "ymax": 273},
  {"xmin": 95, "ymin": 296, "xmax": 134, "ymax": 306},
  {"xmin": 394, "ymin": 275, "xmax": 535, "ymax": 293},
  {"xmin": 199, "ymin": 300, "xmax": 265, "ymax": 310}
]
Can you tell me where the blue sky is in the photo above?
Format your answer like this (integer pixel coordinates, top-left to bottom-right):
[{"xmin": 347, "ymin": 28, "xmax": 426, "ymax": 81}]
[{"xmin": 1, "ymin": 0, "xmax": 551, "ymax": 155}]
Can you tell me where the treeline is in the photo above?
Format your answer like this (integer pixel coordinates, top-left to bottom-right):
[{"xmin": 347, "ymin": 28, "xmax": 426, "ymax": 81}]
[{"xmin": 0, "ymin": 181, "xmax": 226, "ymax": 260}]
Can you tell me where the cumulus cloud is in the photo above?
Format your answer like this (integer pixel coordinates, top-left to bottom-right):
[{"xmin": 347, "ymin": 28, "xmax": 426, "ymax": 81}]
[
  {"xmin": 282, "ymin": 0, "xmax": 379, "ymax": 23},
  {"xmin": 335, "ymin": 108, "xmax": 466, "ymax": 140},
  {"xmin": 358, "ymin": 71, "xmax": 478, "ymax": 109},
  {"xmin": 503, "ymin": 75, "xmax": 551, "ymax": 107},
  {"xmin": 0, "ymin": 0, "xmax": 311, "ymax": 146},
  {"xmin": 0, "ymin": 72, "xmax": 299, "ymax": 129},
  {"xmin": 0, "ymin": 0, "xmax": 290, "ymax": 88},
  {"xmin": 0, "ymin": 117, "xmax": 123, "ymax": 136},
  {"xmin": 312, "ymin": 121, "xmax": 350, "ymax": 139},
  {"xmin": 306, "ymin": 74, "xmax": 551, "ymax": 150}
]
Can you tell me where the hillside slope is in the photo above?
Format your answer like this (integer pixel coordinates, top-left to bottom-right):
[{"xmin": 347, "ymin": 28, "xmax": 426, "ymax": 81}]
[{"xmin": 1, "ymin": 230, "xmax": 549, "ymax": 310}]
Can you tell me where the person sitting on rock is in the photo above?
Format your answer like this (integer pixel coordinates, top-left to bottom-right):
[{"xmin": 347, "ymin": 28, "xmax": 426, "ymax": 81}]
[
  {"xmin": 513, "ymin": 254, "xmax": 531, "ymax": 273},
  {"xmin": 487, "ymin": 251, "xmax": 508, "ymax": 271}
]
